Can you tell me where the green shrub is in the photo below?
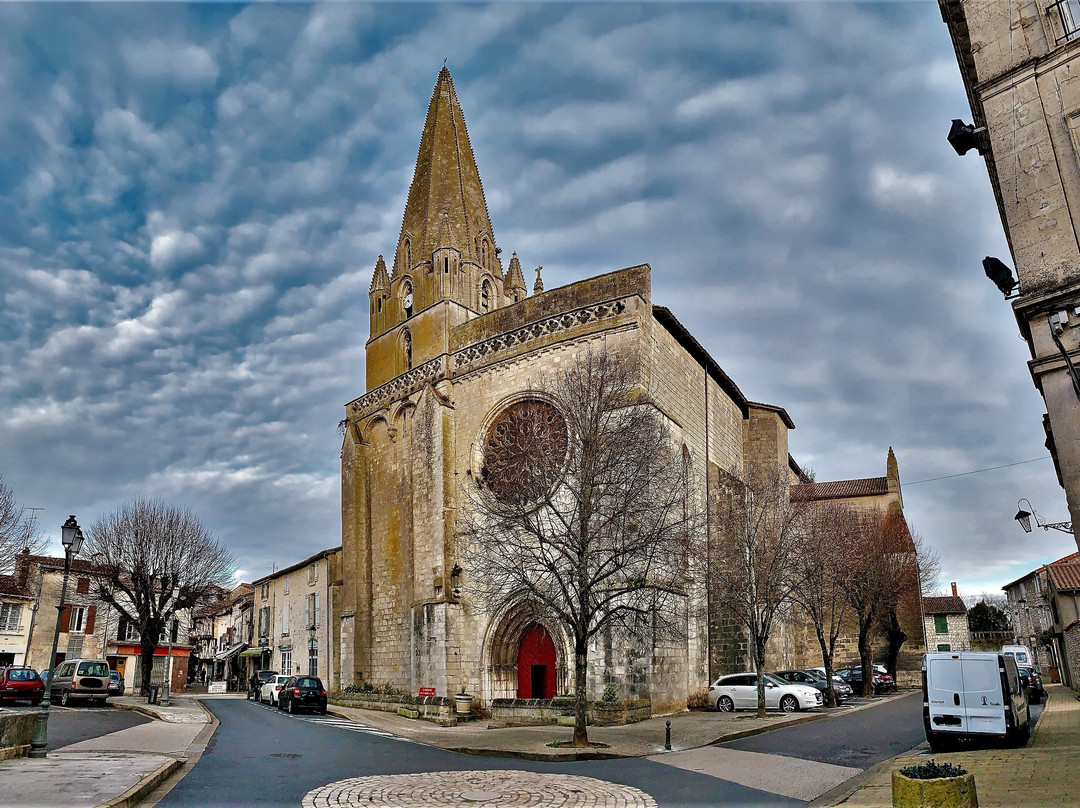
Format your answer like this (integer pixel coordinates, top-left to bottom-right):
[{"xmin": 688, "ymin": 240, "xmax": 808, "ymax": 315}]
[
  {"xmin": 899, "ymin": 760, "xmax": 968, "ymax": 780},
  {"xmin": 602, "ymin": 683, "xmax": 618, "ymax": 703}
]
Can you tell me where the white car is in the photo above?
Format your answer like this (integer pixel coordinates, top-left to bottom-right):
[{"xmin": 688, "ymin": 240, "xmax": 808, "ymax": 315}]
[
  {"xmin": 260, "ymin": 675, "xmax": 292, "ymax": 705},
  {"xmin": 708, "ymin": 672, "xmax": 823, "ymax": 713}
]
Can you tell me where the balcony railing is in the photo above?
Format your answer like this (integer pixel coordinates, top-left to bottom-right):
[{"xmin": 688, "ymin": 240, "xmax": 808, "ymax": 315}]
[{"xmin": 1050, "ymin": 0, "xmax": 1080, "ymax": 44}]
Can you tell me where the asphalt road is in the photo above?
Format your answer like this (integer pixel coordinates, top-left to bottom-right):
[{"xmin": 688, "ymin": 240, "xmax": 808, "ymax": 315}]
[
  {"xmin": 161, "ymin": 699, "xmax": 804, "ymax": 808},
  {"xmin": 724, "ymin": 691, "xmax": 924, "ymax": 770},
  {"xmin": 19, "ymin": 704, "xmax": 152, "ymax": 751}
]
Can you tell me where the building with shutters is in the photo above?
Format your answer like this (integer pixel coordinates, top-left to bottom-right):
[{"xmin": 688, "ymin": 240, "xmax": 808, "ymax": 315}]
[
  {"xmin": 251, "ymin": 546, "xmax": 341, "ymax": 689},
  {"xmin": 923, "ymin": 587, "xmax": 972, "ymax": 653},
  {"xmin": 0, "ymin": 573, "xmax": 35, "ymax": 667}
]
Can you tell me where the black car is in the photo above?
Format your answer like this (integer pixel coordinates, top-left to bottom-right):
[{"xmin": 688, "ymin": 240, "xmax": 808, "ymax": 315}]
[
  {"xmin": 1018, "ymin": 666, "xmax": 1046, "ymax": 704},
  {"xmin": 771, "ymin": 669, "xmax": 852, "ymax": 703},
  {"xmin": 277, "ymin": 675, "xmax": 327, "ymax": 714},
  {"xmin": 249, "ymin": 669, "xmax": 279, "ymax": 700},
  {"xmin": 835, "ymin": 667, "xmax": 885, "ymax": 695}
]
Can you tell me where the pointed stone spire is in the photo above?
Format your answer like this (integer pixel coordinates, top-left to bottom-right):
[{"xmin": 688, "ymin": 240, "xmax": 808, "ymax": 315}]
[
  {"xmin": 887, "ymin": 446, "xmax": 899, "ymax": 481},
  {"xmin": 886, "ymin": 446, "xmax": 903, "ymax": 512},
  {"xmin": 504, "ymin": 252, "xmax": 527, "ymax": 302},
  {"xmin": 369, "ymin": 255, "xmax": 389, "ymax": 292},
  {"xmin": 393, "ymin": 67, "xmax": 496, "ymax": 274},
  {"xmin": 533, "ymin": 265, "xmax": 544, "ymax": 295}
]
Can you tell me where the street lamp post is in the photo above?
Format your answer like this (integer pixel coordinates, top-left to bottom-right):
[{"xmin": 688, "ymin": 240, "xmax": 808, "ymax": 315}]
[
  {"xmin": 29, "ymin": 516, "xmax": 84, "ymax": 759},
  {"xmin": 161, "ymin": 586, "xmax": 180, "ymax": 707}
]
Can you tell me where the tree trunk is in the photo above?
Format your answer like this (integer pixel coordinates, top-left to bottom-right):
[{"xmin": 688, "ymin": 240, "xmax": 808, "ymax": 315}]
[
  {"xmin": 814, "ymin": 625, "xmax": 838, "ymax": 708},
  {"xmin": 883, "ymin": 609, "xmax": 906, "ymax": 683},
  {"xmin": 857, "ymin": 619, "xmax": 874, "ymax": 698},
  {"xmin": 755, "ymin": 642, "xmax": 767, "ymax": 719},
  {"xmin": 139, "ymin": 635, "xmax": 158, "ymax": 697},
  {"xmin": 572, "ymin": 639, "xmax": 589, "ymax": 747}
]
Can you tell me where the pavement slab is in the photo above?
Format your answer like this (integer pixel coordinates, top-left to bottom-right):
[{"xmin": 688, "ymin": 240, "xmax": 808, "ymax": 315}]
[
  {"xmin": 0, "ymin": 751, "xmax": 177, "ymax": 808},
  {"xmin": 647, "ymin": 746, "xmax": 861, "ymax": 802}
]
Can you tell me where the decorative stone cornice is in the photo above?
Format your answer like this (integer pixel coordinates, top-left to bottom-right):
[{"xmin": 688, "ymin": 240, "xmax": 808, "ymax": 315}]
[{"xmin": 348, "ymin": 356, "xmax": 445, "ymax": 418}]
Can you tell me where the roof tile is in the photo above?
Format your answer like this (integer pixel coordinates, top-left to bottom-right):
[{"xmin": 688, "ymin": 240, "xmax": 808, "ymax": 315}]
[{"xmin": 923, "ymin": 596, "xmax": 967, "ymax": 615}]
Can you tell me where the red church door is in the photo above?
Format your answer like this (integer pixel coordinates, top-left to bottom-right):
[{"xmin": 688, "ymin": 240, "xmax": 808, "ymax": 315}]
[{"xmin": 516, "ymin": 624, "xmax": 557, "ymax": 699}]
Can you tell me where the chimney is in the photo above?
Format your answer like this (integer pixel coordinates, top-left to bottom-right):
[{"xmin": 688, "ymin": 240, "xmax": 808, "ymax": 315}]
[{"xmin": 951, "ymin": 582, "xmax": 958, "ymax": 597}]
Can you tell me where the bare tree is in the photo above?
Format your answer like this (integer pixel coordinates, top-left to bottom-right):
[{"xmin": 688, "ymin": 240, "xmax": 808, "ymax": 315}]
[
  {"xmin": 842, "ymin": 510, "xmax": 923, "ymax": 696},
  {"xmin": 711, "ymin": 462, "xmax": 804, "ymax": 718},
  {"xmin": 86, "ymin": 498, "xmax": 235, "ymax": 695},
  {"xmin": 456, "ymin": 351, "xmax": 703, "ymax": 747},
  {"xmin": 0, "ymin": 475, "xmax": 46, "ymax": 573},
  {"xmin": 789, "ymin": 499, "xmax": 859, "ymax": 707},
  {"xmin": 878, "ymin": 530, "xmax": 939, "ymax": 682}
]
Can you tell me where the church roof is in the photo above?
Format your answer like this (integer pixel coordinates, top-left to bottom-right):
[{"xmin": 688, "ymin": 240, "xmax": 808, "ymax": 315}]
[
  {"xmin": 394, "ymin": 67, "xmax": 495, "ymax": 272},
  {"xmin": 790, "ymin": 477, "xmax": 889, "ymax": 502}
]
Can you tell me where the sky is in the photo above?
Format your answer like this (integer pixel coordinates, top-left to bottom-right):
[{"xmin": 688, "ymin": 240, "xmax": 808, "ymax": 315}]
[{"xmin": 0, "ymin": 1, "xmax": 1074, "ymax": 599}]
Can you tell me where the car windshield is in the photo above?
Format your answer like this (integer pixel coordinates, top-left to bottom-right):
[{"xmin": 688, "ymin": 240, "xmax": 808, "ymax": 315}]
[
  {"xmin": 297, "ymin": 677, "xmax": 321, "ymax": 688},
  {"xmin": 77, "ymin": 662, "xmax": 109, "ymax": 676},
  {"xmin": 274, "ymin": 676, "xmax": 290, "ymax": 684},
  {"xmin": 7, "ymin": 669, "xmax": 37, "ymax": 681},
  {"xmin": 764, "ymin": 674, "xmax": 787, "ymax": 686}
]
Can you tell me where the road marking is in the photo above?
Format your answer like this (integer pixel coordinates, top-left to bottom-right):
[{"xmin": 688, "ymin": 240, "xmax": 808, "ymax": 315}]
[{"xmin": 248, "ymin": 699, "xmax": 406, "ymax": 740}]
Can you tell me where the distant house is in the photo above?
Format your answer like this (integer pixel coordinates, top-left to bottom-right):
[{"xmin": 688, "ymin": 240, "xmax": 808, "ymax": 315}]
[
  {"xmin": 0, "ymin": 574, "xmax": 35, "ymax": 666},
  {"xmin": 923, "ymin": 585, "xmax": 970, "ymax": 652},
  {"xmin": 1045, "ymin": 562, "xmax": 1080, "ymax": 689},
  {"xmin": 1001, "ymin": 551, "xmax": 1078, "ymax": 683}
]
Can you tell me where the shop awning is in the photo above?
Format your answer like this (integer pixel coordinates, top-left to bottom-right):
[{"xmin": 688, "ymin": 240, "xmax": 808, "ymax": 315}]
[
  {"xmin": 214, "ymin": 642, "xmax": 247, "ymax": 661},
  {"xmin": 238, "ymin": 648, "xmax": 267, "ymax": 658}
]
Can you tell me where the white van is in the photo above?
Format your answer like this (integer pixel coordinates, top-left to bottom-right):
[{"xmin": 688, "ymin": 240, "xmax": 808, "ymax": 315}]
[
  {"xmin": 1001, "ymin": 644, "xmax": 1036, "ymax": 669},
  {"xmin": 922, "ymin": 651, "xmax": 1030, "ymax": 751}
]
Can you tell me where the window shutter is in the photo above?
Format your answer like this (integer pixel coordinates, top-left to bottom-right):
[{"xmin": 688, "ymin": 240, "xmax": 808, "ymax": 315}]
[
  {"xmin": 314, "ymin": 594, "xmax": 320, "ymax": 629},
  {"xmin": 60, "ymin": 606, "xmax": 71, "ymax": 633},
  {"xmin": 85, "ymin": 605, "xmax": 96, "ymax": 635},
  {"xmin": 76, "ymin": 577, "xmax": 90, "ymax": 594}
]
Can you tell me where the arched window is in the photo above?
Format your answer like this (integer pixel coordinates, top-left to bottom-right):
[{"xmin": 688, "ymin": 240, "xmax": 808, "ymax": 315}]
[
  {"xmin": 404, "ymin": 237, "xmax": 412, "ymax": 272},
  {"xmin": 402, "ymin": 329, "xmax": 412, "ymax": 371},
  {"xmin": 402, "ymin": 280, "xmax": 413, "ymax": 318},
  {"xmin": 481, "ymin": 279, "xmax": 491, "ymax": 312},
  {"xmin": 481, "ymin": 240, "xmax": 488, "ymax": 269}
]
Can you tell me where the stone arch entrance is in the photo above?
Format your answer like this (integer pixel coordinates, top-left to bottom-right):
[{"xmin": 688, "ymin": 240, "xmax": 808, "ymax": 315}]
[
  {"xmin": 482, "ymin": 601, "xmax": 566, "ymax": 703},
  {"xmin": 517, "ymin": 624, "xmax": 557, "ymax": 699}
]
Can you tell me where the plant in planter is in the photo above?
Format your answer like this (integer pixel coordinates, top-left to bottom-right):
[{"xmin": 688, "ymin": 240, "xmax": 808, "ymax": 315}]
[
  {"xmin": 454, "ymin": 685, "xmax": 473, "ymax": 716},
  {"xmin": 892, "ymin": 760, "xmax": 978, "ymax": 808}
]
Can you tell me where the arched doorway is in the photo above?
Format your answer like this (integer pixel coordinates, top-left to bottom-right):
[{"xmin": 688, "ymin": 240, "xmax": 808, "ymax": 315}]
[{"xmin": 517, "ymin": 624, "xmax": 557, "ymax": 699}]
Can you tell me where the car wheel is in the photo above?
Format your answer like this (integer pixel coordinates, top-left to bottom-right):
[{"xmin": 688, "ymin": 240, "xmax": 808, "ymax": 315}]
[
  {"xmin": 320, "ymin": 708, "xmax": 327, "ymax": 715},
  {"xmin": 60, "ymin": 690, "xmax": 70, "ymax": 707},
  {"xmin": 31, "ymin": 699, "xmax": 41, "ymax": 706},
  {"xmin": 717, "ymin": 696, "xmax": 734, "ymax": 712},
  {"xmin": 1013, "ymin": 722, "xmax": 1031, "ymax": 747},
  {"xmin": 780, "ymin": 695, "xmax": 798, "ymax": 713},
  {"xmin": 927, "ymin": 733, "xmax": 954, "ymax": 752}
]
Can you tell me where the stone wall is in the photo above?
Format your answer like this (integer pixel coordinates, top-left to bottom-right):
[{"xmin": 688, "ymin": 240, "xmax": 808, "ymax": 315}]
[
  {"xmin": 0, "ymin": 711, "xmax": 36, "ymax": 760},
  {"xmin": 924, "ymin": 613, "xmax": 971, "ymax": 652}
]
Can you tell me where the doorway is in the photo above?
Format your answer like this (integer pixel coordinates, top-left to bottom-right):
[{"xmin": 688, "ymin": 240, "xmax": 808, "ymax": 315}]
[{"xmin": 517, "ymin": 624, "xmax": 556, "ymax": 700}]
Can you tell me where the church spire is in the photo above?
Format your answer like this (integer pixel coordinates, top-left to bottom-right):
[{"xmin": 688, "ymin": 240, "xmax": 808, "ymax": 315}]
[
  {"xmin": 393, "ymin": 67, "xmax": 497, "ymax": 278},
  {"xmin": 504, "ymin": 252, "xmax": 527, "ymax": 304}
]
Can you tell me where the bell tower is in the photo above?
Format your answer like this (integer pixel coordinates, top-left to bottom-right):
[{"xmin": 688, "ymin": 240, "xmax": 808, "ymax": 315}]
[{"xmin": 366, "ymin": 67, "xmax": 509, "ymax": 390}]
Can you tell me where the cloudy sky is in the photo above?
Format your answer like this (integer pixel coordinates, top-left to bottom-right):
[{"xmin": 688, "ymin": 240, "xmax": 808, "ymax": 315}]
[{"xmin": 0, "ymin": 2, "xmax": 1071, "ymax": 598}]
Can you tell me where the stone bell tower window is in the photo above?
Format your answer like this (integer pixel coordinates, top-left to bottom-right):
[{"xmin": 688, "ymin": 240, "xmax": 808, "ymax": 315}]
[
  {"xmin": 402, "ymin": 280, "xmax": 413, "ymax": 318},
  {"xmin": 402, "ymin": 328, "xmax": 413, "ymax": 370},
  {"xmin": 481, "ymin": 279, "xmax": 491, "ymax": 312}
]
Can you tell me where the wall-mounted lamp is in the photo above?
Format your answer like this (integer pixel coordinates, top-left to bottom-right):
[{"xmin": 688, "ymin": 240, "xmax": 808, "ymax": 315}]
[
  {"xmin": 983, "ymin": 256, "xmax": 1018, "ymax": 297},
  {"xmin": 948, "ymin": 118, "xmax": 991, "ymax": 156},
  {"xmin": 1015, "ymin": 498, "xmax": 1073, "ymax": 534}
]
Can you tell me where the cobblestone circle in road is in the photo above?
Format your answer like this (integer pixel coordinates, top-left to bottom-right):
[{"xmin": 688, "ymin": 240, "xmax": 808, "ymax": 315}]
[{"xmin": 302, "ymin": 770, "xmax": 657, "ymax": 808}]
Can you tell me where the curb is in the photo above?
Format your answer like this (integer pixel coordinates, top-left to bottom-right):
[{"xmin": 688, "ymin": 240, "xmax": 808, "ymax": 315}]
[{"xmin": 93, "ymin": 756, "xmax": 183, "ymax": 808}]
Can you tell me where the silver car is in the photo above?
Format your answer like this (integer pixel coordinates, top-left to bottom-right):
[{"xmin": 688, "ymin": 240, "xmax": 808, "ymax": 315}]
[
  {"xmin": 260, "ymin": 674, "xmax": 292, "ymax": 705},
  {"xmin": 708, "ymin": 672, "xmax": 822, "ymax": 713}
]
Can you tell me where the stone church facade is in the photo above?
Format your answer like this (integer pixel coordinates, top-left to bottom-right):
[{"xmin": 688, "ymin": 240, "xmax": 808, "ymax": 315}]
[{"xmin": 339, "ymin": 69, "xmax": 911, "ymax": 711}]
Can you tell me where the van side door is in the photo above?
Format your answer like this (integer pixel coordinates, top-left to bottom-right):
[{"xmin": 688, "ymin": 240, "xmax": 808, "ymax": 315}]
[{"xmin": 961, "ymin": 654, "xmax": 1007, "ymax": 735}]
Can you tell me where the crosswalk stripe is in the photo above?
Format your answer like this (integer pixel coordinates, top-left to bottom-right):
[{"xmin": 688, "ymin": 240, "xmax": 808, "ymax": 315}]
[{"xmin": 248, "ymin": 699, "xmax": 407, "ymax": 740}]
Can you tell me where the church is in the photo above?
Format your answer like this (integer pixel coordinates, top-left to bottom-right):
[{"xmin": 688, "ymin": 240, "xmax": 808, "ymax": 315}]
[{"xmin": 338, "ymin": 68, "xmax": 912, "ymax": 713}]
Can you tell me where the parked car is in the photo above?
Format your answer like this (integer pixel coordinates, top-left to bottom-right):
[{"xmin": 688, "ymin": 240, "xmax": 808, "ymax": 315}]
[
  {"xmin": 835, "ymin": 667, "xmax": 886, "ymax": 695},
  {"xmin": 47, "ymin": 658, "xmax": 111, "ymax": 706},
  {"xmin": 708, "ymin": 672, "xmax": 823, "ymax": 713},
  {"xmin": 108, "ymin": 670, "xmax": 125, "ymax": 697},
  {"xmin": 260, "ymin": 674, "xmax": 292, "ymax": 705},
  {"xmin": 37, "ymin": 669, "xmax": 51, "ymax": 682},
  {"xmin": 772, "ymin": 669, "xmax": 852, "ymax": 703},
  {"xmin": 872, "ymin": 664, "xmax": 897, "ymax": 692},
  {"xmin": 0, "ymin": 666, "xmax": 45, "ymax": 705},
  {"xmin": 1017, "ymin": 666, "xmax": 1046, "ymax": 704},
  {"xmin": 923, "ymin": 651, "xmax": 1030, "ymax": 751},
  {"xmin": 249, "ymin": 669, "xmax": 279, "ymax": 700},
  {"xmin": 277, "ymin": 676, "xmax": 328, "ymax": 715}
]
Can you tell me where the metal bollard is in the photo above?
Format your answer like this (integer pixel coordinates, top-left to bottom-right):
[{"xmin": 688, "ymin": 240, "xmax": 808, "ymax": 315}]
[{"xmin": 665, "ymin": 719, "xmax": 671, "ymax": 751}]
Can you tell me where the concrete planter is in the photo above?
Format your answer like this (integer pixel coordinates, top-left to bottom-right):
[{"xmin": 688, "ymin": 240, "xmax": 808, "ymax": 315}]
[
  {"xmin": 455, "ymin": 694, "xmax": 473, "ymax": 716},
  {"xmin": 892, "ymin": 770, "xmax": 978, "ymax": 808}
]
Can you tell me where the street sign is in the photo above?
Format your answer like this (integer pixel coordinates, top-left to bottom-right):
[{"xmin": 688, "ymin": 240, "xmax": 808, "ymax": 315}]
[
  {"xmin": 208, "ymin": 681, "xmax": 227, "ymax": 694},
  {"xmin": 418, "ymin": 687, "xmax": 435, "ymax": 697}
]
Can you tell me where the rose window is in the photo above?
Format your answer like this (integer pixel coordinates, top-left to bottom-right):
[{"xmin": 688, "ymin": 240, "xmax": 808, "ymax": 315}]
[{"xmin": 481, "ymin": 400, "xmax": 568, "ymax": 505}]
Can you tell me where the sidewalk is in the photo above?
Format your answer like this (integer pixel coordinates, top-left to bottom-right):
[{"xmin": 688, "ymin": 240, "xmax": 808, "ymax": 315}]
[
  {"xmin": 0, "ymin": 694, "xmax": 214, "ymax": 808},
  {"xmin": 825, "ymin": 684, "xmax": 1080, "ymax": 807},
  {"xmin": 326, "ymin": 693, "xmax": 909, "ymax": 760}
]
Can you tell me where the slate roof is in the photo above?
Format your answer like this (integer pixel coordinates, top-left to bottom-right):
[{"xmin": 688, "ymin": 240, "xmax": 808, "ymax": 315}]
[
  {"xmin": 17, "ymin": 554, "xmax": 110, "ymax": 575},
  {"xmin": 1048, "ymin": 562, "xmax": 1080, "ymax": 592},
  {"xmin": 923, "ymin": 596, "xmax": 967, "ymax": 615},
  {"xmin": 0, "ymin": 574, "xmax": 33, "ymax": 599},
  {"xmin": 789, "ymin": 477, "xmax": 890, "ymax": 502}
]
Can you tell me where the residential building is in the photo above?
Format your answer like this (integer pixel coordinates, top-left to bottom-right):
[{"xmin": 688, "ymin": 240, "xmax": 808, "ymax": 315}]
[
  {"xmin": 252, "ymin": 547, "xmax": 341, "ymax": 689},
  {"xmin": 940, "ymin": 0, "xmax": 1080, "ymax": 551},
  {"xmin": 1046, "ymin": 560, "xmax": 1080, "ymax": 687},
  {"xmin": 923, "ymin": 585, "xmax": 971, "ymax": 653},
  {"xmin": 1002, "ymin": 551, "xmax": 1078, "ymax": 682},
  {"xmin": 0, "ymin": 574, "xmax": 34, "ymax": 667}
]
